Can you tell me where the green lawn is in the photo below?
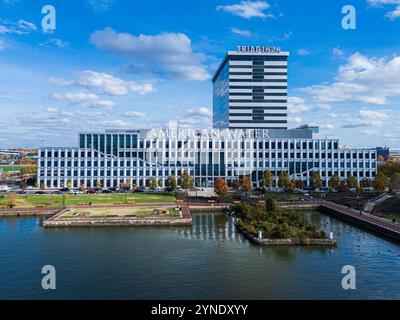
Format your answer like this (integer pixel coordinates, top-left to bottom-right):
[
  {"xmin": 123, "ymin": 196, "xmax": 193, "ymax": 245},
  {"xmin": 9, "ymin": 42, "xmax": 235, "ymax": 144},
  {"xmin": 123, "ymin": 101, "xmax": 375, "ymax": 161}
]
[
  {"xmin": 0, "ymin": 193, "xmax": 176, "ymax": 208},
  {"xmin": 0, "ymin": 165, "xmax": 24, "ymax": 172}
]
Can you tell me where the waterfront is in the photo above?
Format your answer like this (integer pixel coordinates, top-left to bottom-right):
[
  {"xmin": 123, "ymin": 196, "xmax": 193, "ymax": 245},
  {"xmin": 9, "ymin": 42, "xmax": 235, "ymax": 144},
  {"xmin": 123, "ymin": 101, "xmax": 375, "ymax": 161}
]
[{"xmin": 1, "ymin": 212, "xmax": 399, "ymax": 299}]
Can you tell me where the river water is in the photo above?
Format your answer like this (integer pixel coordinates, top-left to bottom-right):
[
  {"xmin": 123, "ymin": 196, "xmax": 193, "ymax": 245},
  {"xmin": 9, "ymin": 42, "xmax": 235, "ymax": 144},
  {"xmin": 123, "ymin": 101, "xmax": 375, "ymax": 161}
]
[{"xmin": 0, "ymin": 212, "xmax": 399, "ymax": 299}]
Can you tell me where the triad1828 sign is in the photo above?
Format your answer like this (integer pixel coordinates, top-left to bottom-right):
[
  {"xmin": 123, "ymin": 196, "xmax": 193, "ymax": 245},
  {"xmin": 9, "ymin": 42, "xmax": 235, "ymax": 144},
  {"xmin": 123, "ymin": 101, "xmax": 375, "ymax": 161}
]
[{"xmin": 237, "ymin": 46, "xmax": 281, "ymax": 53}]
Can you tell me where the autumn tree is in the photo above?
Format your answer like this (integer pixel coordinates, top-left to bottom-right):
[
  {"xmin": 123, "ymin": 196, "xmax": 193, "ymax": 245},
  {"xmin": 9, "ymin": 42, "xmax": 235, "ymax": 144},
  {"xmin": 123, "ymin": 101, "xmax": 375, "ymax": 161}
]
[
  {"xmin": 8, "ymin": 192, "xmax": 17, "ymax": 208},
  {"xmin": 241, "ymin": 176, "xmax": 252, "ymax": 193},
  {"xmin": 214, "ymin": 178, "xmax": 228, "ymax": 196},
  {"xmin": 347, "ymin": 175, "xmax": 358, "ymax": 189},
  {"xmin": 232, "ymin": 179, "xmax": 241, "ymax": 191},
  {"xmin": 310, "ymin": 171, "xmax": 323, "ymax": 190},
  {"xmin": 294, "ymin": 180, "xmax": 304, "ymax": 189},
  {"xmin": 262, "ymin": 170, "xmax": 274, "ymax": 189},
  {"xmin": 278, "ymin": 172, "xmax": 290, "ymax": 189},
  {"xmin": 374, "ymin": 173, "xmax": 389, "ymax": 192}
]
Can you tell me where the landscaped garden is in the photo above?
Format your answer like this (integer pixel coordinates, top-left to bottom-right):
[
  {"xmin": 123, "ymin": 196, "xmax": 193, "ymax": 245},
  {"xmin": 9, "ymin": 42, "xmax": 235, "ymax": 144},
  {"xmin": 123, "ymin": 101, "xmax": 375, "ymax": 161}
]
[
  {"xmin": 58, "ymin": 205, "xmax": 181, "ymax": 219},
  {"xmin": 233, "ymin": 199, "xmax": 327, "ymax": 240},
  {"xmin": 0, "ymin": 193, "xmax": 176, "ymax": 208}
]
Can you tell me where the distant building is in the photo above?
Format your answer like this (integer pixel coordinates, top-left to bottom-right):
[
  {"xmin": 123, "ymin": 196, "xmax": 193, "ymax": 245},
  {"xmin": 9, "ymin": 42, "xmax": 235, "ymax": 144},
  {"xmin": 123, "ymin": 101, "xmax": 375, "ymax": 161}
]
[
  {"xmin": 376, "ymin": 146, "xmax": 390, "ymax": 161},
  {"xmin": 389, "ymin": 148, "xmax": 400, "ymax": 161}
]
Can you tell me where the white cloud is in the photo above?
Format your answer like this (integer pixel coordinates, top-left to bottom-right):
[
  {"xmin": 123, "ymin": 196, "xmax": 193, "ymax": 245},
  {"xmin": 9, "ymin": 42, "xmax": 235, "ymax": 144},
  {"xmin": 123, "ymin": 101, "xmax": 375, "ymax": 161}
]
[
  {"xmin": 49, "ymin": 77, "xmax": 75, "ymax": 86},
  {"xmin": 367, "ymin": 0, "xmax": 400, "ymax": 19},
  {"xmin": 341, "ymin": 109, "xmax": 389, "ymax": 128},
  {"xmin": 332, "ymin": 46, "xmax": 344, "ymax": 56},
  {"xmin": 320, "ymin": 124, "xmax": 335, "ymax": 130},
  {"xmin": 78, "ymin": 70, "xmax": 155, "ymax": 95},
  {"xmin": 48, "ymin": 38, "xmax": 69, "ymax": 48},
  {"xmin": 231, "ymin": 27, "xmax": 252, "ymax": 36},
  {"xmin": 0, "ymin": 18, "xmax": 37, "ymax": 35},
  {"xmin": 288, "ymin": 116, "xmax": 302, "ymax": 124},
  {"xmin": 18, "ymin": 20, "xmax": 37, "ymax": 31},
  {"xmin": 90, "ymin": 28, "xmax": 210, "ymax": 81},
  {"xmin": 101, "ymin": 119, "xmax": 128, "ymax": 128},
  {"xmin": 46, "ymin": 107, "xmax": 58, "ymax": 113},
  {"xmin": 50, "ymin": 70, "xmax": 155, "ymax": 96},
  {"xmin": 216, "ymin": 1, "xmax": 273, "ymax": 19},
  {"xmin": 125, "ymin": 111, "xmax": 146, "ymax": 118},
  {"xmin": 297, "ymin": 48, "xmax": 310, "ymax": 56},
  {"xmin": 387, "ymin": 5, "xmax": 400, "ymax": 19},
  {"xmin": 175, "ymin": 107, "xmax": 212, "ymax": 128},
  {"xmin": 88, "ymin": 0, "xmax": 116, "ymax": 11},
  {"xmin": 52, "ymin": 92, "xmax": 115, "ymax": 109},
  {"xmin": 301, "ymin": 52, "xmax": 400, "ymax": 105}
]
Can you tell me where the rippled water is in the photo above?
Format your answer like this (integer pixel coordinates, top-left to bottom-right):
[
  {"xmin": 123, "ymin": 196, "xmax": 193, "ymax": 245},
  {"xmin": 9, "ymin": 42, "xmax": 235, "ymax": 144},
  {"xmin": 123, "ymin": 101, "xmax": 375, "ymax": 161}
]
[{"xmin": 0, "ymin": 212, "xmax": 399, "ymax": 299}]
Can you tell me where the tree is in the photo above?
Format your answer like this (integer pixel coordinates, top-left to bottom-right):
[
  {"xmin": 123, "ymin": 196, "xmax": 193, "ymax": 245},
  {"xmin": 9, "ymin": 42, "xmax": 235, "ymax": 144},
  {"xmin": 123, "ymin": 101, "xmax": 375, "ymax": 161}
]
[
  {"xmin": 66, "ymin": 181, "xmax": 71, "ymax": 188},
  {"xmin": 390, "ymin": 172, "xmax": 400, "ymax": 191},
  {"xmin": 232, "ymin": 179, "xmax": 241, "ymax": 191},
  {"xmin": 347, "ymin": 175, "xmax": 358, "ymax": 189},
  {"xmin": 126, "ymin": 178, "xmax": 131, "ymax": 185},
  {"xmin": 150, "ymin": 177, "xmax": 157, "ymax": 190},
  {"xmin": 310, "ymin": 171, "xmax": 323, "ymax": 190},
  {"xmin": 96, "ymin": 180, "xmax": 103, "ymax": 189},
  {"xmin": 165, "ymin": 175, "xmax": 177, "ymax": 190},
  {"xmin": 374, "ymin": 173, "xmax": 389, "ymax": 192},
  {"xmin": 214, "ymin": 178, "xmax": 228, "ymax": 196},
  {"xmin": 286, "ymin": 180, "xmax": 296, "ymax": 193},
  {"xmin": 278, "ymin": 172, "xmax": 290, "ymax": 189},
  {"xmin": 180, "ymin": 170, "xmax": 194, "ymax": 190},
  {"xmin": 361, "ymin": 178, "xmax": 372, "ymax": 188},
  {"xmin": 294, "ymin": 179, "xmax": 304, "ymax": 189},
  {"xmin": 339, "ymin": 180, "xmax": 348, "ymax": 193},
  {"xmin": 241, "ymin": 176, "xmax": 252, "ymax": 193},
  {"xmin": 262, "ymin": 170, "xmax": 274, "ymax": 188},
  {"xmin": 8, "ymin": 192, "xmax": 17, "ymax": 208},
  {"xmin": 158, "ymin": 179, "xmax": 163, "ymax": 188},
  {"xmin": 329, "ymin": 173, "xmax": 340, "ymax": 191}
]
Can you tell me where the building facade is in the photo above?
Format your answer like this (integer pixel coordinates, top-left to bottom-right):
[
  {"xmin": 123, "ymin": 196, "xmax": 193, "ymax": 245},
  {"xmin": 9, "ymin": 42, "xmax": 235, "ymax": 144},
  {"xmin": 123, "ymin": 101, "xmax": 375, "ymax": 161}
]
[
  {"xmin": 37, "ymin": 127, "xmax": 376, "ymax": 189},
  {"xmin": 213, "ymin": 46, "xmax": 288, "ymax": 130}
]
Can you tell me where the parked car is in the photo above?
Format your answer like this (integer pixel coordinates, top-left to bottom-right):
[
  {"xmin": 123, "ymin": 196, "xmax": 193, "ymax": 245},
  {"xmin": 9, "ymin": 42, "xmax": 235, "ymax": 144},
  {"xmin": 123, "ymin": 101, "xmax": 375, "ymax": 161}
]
[
  {"xmin": 86, "ymin": 189, "xmax": 97, "ymax": 194},
  {"xmin": 35, "ymin": 190, "xmax": 45, "ymax": 194},
  {"xmin": 101, "ymin": 189, "xmax": 112, "ymax": 194},
  {"xmin": 136, "ymin": 186, "xmax": 148, "ymax": 193},
  {"xmin": 59, "ymin": 187, "xmax": 70, "ymax": 192},
  {"xmin": 69, "ymin": 189, "xmax": 83, "ymax": 195}
]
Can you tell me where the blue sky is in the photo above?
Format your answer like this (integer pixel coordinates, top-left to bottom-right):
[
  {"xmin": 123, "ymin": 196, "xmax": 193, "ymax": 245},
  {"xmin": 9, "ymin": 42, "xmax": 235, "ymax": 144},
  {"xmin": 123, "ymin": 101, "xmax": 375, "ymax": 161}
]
[{"xmin": 0, "ymin": 0, "xmax": 400, "ymax": 148}]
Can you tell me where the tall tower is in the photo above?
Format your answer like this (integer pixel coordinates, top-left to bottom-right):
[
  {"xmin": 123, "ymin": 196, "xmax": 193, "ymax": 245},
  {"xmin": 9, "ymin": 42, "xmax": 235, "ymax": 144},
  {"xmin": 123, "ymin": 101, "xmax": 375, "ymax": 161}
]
[{"xmin": 212, "ymin": 46, "xmax": 289, "ymax": 129}]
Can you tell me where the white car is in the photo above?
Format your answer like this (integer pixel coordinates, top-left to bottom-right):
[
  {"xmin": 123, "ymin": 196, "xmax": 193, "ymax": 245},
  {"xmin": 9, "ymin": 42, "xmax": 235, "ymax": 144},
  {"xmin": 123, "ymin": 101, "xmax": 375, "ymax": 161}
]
[{"xmin": 69, "ymin": 189, "xmax": 83, "ymax": 195}]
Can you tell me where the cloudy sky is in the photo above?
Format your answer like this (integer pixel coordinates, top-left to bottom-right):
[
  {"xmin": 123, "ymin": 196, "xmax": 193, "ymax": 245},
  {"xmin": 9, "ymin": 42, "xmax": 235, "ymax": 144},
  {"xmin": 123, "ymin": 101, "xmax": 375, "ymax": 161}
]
[{"xmin": 0, "ymin": 0, "xmax": 400, "ymax": 148}]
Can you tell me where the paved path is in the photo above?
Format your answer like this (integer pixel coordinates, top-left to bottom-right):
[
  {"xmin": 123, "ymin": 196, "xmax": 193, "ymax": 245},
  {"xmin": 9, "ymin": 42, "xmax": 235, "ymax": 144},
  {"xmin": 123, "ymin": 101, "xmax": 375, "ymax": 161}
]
[{"xmin": 321, "ymin": 201, "xmax": 400, "ymax": 234}]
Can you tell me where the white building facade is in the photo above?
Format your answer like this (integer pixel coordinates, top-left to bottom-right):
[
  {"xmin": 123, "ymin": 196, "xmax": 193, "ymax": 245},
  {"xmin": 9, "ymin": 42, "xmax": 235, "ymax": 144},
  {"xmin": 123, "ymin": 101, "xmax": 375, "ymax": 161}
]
[
  {"xmin": 37, "ymin": 127, "xmax": 377, "ymax": 189},
  {"xmin": 213, "ymin": 46, "xmax": 288, "ymax": 129}
]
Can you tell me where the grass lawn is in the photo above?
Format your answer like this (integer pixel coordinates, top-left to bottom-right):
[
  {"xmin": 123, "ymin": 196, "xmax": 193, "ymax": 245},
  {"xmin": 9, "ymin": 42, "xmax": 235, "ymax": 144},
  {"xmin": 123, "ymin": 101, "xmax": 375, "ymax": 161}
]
[
  {"xmin": 59, "ymin": 205, "xmax": 180, "ymax": 219},
  {"xmin": 0, "ymin": 193, "xmax": 176, "ymax": 208},
  {"xmin": 0, "ymin": 165, "xmax": 24, "ymax": 172}
]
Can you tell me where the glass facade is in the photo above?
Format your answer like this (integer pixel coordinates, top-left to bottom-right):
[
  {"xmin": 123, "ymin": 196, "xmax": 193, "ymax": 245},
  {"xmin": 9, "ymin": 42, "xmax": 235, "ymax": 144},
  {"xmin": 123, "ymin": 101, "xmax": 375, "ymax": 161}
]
[
  {"xmin": 38, "ymin": 129, "xmax": 377, "ymax": 189},
  {"xmin": 212, "ymin": 51, "xmax": 289, "ymax": 129}
]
